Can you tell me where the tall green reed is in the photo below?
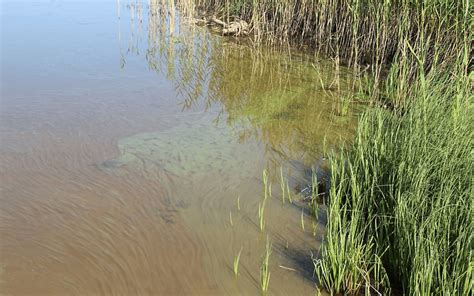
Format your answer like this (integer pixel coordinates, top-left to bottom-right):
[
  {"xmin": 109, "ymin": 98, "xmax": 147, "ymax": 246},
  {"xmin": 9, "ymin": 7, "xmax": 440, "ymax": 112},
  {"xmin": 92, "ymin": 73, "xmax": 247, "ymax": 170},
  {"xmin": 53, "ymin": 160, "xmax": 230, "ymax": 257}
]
[
  {"xmin": 315, "ymin": 68, "xmax": 473, "ymax": 294},
  {"xmin": 182, "ymin": 0, "xmax": 470, "ymax": 106}
]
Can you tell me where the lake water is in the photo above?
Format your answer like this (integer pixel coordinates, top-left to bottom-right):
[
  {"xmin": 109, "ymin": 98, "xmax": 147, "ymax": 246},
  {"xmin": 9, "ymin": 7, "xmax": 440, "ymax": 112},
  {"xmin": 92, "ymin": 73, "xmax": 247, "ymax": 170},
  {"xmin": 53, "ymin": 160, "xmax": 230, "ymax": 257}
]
[{"xmin": 1, "ymin": 1, "xmax": 357, "ymax": 294}]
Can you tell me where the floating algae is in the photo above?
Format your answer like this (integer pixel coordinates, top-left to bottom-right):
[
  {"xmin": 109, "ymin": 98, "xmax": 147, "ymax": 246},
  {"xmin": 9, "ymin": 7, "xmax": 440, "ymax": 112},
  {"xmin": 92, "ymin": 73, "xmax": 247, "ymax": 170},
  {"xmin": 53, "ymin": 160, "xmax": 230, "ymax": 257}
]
[{"xmin": 98, "ymin": 120, "xmax": 259, "ymax": 181}]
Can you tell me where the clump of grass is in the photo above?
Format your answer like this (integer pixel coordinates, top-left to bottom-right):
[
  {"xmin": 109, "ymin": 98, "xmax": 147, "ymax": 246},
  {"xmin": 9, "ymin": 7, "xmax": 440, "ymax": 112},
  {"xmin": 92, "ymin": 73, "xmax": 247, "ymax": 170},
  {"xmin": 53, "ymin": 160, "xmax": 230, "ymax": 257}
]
[
  {"xmin": 335, "ymin": 95, "xmax": 351, "ymax": 116},
  {"xmin": 313, "ymin": 176, "xmax": 389, "ymax": 294},
  {"xmin": 315, "ymin": 68, "xmax": 473, "ymax": 295},
  {"xmin": 233, "ymin": 247, "xmax": 243, "ymax": 276},
  {"xmin": 260, "ymin": 237, "xmax": 272, "ymax": 293}
]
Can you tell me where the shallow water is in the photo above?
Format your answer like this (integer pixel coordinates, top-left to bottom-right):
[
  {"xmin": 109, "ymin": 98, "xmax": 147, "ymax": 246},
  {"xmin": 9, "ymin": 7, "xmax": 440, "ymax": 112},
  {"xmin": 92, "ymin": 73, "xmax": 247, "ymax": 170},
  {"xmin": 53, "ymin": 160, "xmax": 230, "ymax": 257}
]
[{"xmin": 1, "ymin": 1, "xmax": 358, "ymax": 295}]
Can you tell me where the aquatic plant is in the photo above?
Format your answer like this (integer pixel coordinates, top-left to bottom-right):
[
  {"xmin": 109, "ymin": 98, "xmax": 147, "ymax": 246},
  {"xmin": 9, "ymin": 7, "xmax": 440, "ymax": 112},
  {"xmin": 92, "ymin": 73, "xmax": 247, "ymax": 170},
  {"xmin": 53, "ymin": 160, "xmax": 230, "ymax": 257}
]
[
  {"xmin": 263, "ymin": 169, "xmax": 269, "ymax": 200},
  {"xmin": 172, "ymin": 1, "xmax": 469, "ymax": 294},
  {"xmin": 309, "ymin": 172, "xmax": 320, "ymax": 220},
  {"xmin": 315, "ymin": 67, "xmax": 473, "ymax": 295},
  {"xmin": 285, "ymin": 181, "xmax": 292, "ymax": 204},
  {"xmin": 258, "ymin": 169, "xmax": 272, "ymax": 232},
  {"xmin": 300, "ymin": 209, "xmax": 305, "ymax": 232},
  {"xmin": 182, "ymin": 0, "xmax": 470, "ymax": 107},
  {"xmin": 336, "ymin": 95, "xmax": 351, "ymax": 117},
  {"xmin": 279, "ymin": 167, "xmax": 286, "ymax": 204},
  {"xmin": 233, "ymin": 247, "xmax": 243, "ymax": 276},
  {"xmin": 260, "ymin": 237, "xmax": 272, "ymax": 293},
  {"xmin": 258, "ymin": 201, "xmax": 265, "ymax": 232},
  {"xmin": 311, "ymin": 221, "xmax": 317, "ymax": 237},
  {"xmin": 155, "ymin": 1, "xmax": 471, "ymax": 294}
]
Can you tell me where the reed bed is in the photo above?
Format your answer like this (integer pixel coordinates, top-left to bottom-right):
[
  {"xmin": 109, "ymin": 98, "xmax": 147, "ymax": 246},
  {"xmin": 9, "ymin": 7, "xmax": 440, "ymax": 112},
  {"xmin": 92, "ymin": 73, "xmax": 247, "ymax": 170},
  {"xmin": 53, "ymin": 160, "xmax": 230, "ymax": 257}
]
[
  {"xmin": 314, "ymin": 68, "xmax": 473, "ymax": 294},
  {"xmin": 166, "ymin": 0, "xmax": 473, "ymax": 294},
  {"xmin": 181, "ymin": 0, "xmax": 471, "ymax": 106},
  {"xmin": 178, "ymin": 1, "xmax": 473, "ymax": 294},
  {"xmin": 187, "ymin": 2, "xmax": 471, "ymax": 295}
]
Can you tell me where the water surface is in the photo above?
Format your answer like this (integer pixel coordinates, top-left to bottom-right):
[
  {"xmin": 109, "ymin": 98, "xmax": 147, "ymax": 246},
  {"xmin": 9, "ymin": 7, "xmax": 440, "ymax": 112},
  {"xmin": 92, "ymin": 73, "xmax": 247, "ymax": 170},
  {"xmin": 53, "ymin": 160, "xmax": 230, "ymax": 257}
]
[{"xmin": 1, "ymin": 1, "xmax": 357, "ymax": 294}]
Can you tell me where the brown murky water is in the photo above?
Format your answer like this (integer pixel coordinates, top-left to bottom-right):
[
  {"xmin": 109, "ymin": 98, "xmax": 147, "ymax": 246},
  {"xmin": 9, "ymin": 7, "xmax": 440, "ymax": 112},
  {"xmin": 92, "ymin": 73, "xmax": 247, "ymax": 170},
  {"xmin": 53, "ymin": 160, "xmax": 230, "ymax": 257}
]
[{"xmin": 1, "ymin": 1, "xmax": 358, "ymax": 295}]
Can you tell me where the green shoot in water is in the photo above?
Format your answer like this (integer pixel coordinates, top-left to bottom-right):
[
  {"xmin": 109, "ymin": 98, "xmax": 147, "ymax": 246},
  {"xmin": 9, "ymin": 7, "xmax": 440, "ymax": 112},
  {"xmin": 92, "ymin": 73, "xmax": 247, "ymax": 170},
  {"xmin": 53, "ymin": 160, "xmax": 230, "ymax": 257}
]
[
  {"xmin": 286, "ymin": 181, "xmax": 292, "ymax": 203},
  {"xmin": 233, "ymin": 247, "xmax": 243, "ymax": 276},
  {"xmin": 312, "ymin": 221, "xmax": 317, "ymax": 237},
  {"xmin": 310, "ymin": 173, "xmax": 320, "ymax": 220},
  {"xmin": 279, "ymin": 167, "xmax": 285, "ymax": 204},
  {"xmin": 263, "ymin": 169, "xmax": 269, "ymax": 200},
  {"xmin": 258, "ymin": 201, "xmax": 265, "ymax": 232},
  {"xmin": 300, "ymin": 209, "xmax": 305, "ymax": 232},
  {"xmin": 260, "ymin": 237, "xmax": 272, "ymax": 293}
]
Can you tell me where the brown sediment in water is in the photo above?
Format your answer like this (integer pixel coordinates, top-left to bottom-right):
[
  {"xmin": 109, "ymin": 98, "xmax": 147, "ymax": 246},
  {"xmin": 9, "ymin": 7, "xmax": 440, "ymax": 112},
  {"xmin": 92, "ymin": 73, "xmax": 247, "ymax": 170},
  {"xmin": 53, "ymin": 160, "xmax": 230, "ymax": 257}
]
[{"xmin": 0, "ymin": 130, "xmax": 216, "ymax": 295}]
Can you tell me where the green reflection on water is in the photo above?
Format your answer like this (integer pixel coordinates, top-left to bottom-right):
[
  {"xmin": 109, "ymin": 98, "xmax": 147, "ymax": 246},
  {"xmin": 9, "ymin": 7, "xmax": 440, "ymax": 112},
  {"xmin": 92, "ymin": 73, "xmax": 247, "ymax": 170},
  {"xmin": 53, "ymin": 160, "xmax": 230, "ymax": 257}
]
[
  {"xmin": 116, "ymin": 2, "xmax": 359, "ymax": 172},
  {"xmin": 205, "ymin": 43, "xmax": 358, "ymax": 164}
]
